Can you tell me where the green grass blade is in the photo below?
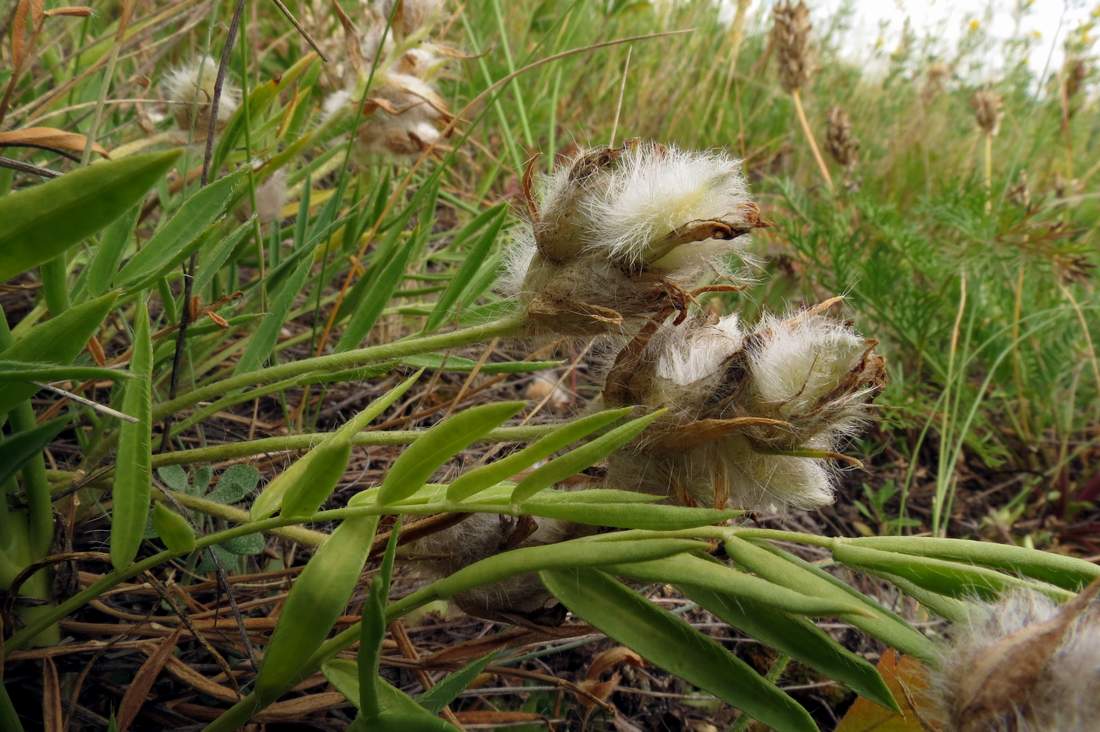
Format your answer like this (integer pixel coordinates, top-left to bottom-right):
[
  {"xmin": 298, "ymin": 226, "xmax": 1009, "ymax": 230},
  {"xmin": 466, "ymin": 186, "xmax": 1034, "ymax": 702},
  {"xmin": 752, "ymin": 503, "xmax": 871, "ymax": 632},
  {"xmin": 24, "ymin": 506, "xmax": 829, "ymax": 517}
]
[
  {"xmin": 424, "ymin": 205, "xmax": 507, "ymax": 332},
  {"xmin": 0, "ymin": 416, "xmax": 72, "ymax": 488},
  {"xmin": 109, "ymin": 295, "xmax": 153, "ymax": 570}
]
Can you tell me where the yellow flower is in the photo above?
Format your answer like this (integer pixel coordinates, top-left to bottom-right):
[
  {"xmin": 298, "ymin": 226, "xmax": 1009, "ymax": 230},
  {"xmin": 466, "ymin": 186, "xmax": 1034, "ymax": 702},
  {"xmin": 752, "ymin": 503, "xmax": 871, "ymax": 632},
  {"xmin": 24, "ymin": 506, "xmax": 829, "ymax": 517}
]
[{"xmin": 968, "ymin": 18, "xmax": 981, "ymax": 33}]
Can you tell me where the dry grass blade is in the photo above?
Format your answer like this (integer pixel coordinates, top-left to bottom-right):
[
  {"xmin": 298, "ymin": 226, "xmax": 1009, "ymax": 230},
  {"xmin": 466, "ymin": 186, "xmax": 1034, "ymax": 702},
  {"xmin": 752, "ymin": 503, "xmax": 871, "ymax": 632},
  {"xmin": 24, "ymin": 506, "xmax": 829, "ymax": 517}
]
[
  {"xmin": 41, "ymin": 657, "xmax": 63, "ymax": 732},
  {"xmin": 117, "ymin": 628, "xmax": 183, "ymax": 731}
]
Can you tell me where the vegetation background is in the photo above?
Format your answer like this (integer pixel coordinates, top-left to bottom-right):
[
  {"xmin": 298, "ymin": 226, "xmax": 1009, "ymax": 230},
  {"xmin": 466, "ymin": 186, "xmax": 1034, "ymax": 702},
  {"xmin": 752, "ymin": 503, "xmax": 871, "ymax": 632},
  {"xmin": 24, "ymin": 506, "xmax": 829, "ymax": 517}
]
[{"xmin": 0, "ymin": 0, "xmax": 1097, "ymax": 729}]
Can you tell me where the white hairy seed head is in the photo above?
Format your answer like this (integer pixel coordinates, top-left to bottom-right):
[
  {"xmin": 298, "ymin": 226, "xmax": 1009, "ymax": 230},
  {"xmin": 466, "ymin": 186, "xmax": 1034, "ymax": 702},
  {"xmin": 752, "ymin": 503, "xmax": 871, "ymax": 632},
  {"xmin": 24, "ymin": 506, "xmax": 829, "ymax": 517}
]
[
  {"xmin": 321, "ymin": 89, "xmax": 353, "ymax": 122},
  {"xmin": 164, "ymin": 55, "xmax": 239, "ymax": 133},
  {"xmin": 583, "ymin": 142, "xmax": 753, "ymax": 271},
  {"xmin": 254, "ymin": 170, "xmax": 288, "ymax": 225},
  {"xmin": 378, "ymin": 0, "xmax": 445, "ymax": 37},
  {"xmin": 744, "ymin": 311, "xmax": 883, "ymax": 446},
  {"xmin": 930, "ymin": 584, "xmax": 1100, "ymax": 732},
  {"xmin": 510, "ymin": 142, "xmax": 760, "ymax": 337},
  {"xmin": 654, "ymin": 313, "xmax": 743, "ymax": 387}
]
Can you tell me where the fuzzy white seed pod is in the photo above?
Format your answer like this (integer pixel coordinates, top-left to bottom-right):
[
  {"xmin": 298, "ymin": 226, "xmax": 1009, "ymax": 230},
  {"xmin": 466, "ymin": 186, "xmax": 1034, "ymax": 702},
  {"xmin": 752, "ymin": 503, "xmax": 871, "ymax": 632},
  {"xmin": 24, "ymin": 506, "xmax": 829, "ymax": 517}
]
[
  {"xmin": 584, "ymin": 143, "xmax": 753, "ymax": 271},
  {"xmin": 507, "ymin": 142, "xmax": 761, "ymax": 337},
  {"xmin": 600, "ymin": 308, "xmax": 881, "ymax": 512},
  {"xmin": 378, "ymin": 0, "xmax": 445, "ymax": 37},
  {"xmin": 254, "ymin": 170, "xmax": 288, "ymax": 225},
  {"xmin": 743, "ymin": 311, "xmax": 884, "ymax": 447},
  {"xmin": 163, "ymin": 55, "xmax": 240, "ymax": 135},
  {"xmin": 322, "ymin": 89, "xmax": 354, "ymax": 123},
  {"xmin": 929, "ymin": 583, "xmax": 1100, "ymax": 732}
]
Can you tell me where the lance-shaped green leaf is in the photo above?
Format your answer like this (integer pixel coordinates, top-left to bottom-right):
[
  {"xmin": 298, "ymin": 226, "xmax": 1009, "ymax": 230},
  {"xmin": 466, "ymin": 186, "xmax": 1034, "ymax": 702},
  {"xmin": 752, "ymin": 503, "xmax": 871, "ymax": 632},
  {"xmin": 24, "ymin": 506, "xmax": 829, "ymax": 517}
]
[
  {"xmin": 400, "ymin": 353, "xmax": 562, "ymax": 374},
  {"xmin": 725, "ymin": 537, "xmax": 937, "ymax": 663},
  {"xmin": 873, "ymin": 572, "xmax": 970, "ymax": 624},
  {"xmin": 192, "ymin": 218, "xmax": 256, "ymax": 296},
  {"xmin": 0, "ymin": 361, "xmax": 131, "ymax": 384},
  {"xmin": 336, "ymin": 233, "xmax": 418, "ymax": 351},
  {"xmin": 378, "ymin": 401, "xmax": 525, "ymax": 505},
  {"xmin": 85, "ymin": 204, "xmax": 141, "ymax": 297},
  {"xmin": 0, "ymin": 150, "xmax": 180, "ymax": 281},
  {"xmin": 605, "ymin": 555, "xmax": 871, "ymax": 617},
  {"xmin": 416, "ymin": 650, "xmax": 501, "ymax": 714},
  {"xmin": 110, "ymin": 296, "xmax": 153, "ymax": 571},
  {"xmin": 0, "ymin": 292, "xmax": 118, "ymax": 415},
  {"xmin": 234, "ymin": 250, "xmax": 314, "ymax": 375},
  {"xmin": 410, "ymin": 538, "xmax": 706, "ymax": 606},
  {"xmin": 254, "ymin": 514, "xmax": 380, "ymax": 703},
  {"xmin": 517, "ymin": 500, "xmax": 737, "ymax": 531},
  {"xmin": 115, "ymin": 170, "xmax": 246, "ymax": 289},
  {"xmin": 448, "ymin": 408, "xmax": 633, "ymax": 501},
  {"xmin": 424, "ymin": 205, "xmax": 507, "ymax": 332},
  {"xmin": 358, "ymin": 522, "xmax": 401, "ymax": 720},
  {"xmin": 510, "ymin": 409, "xmax": 666, "ymax": 503},
  {"xmin": 253, "ymin": 372, "xmax": 421, "ymax": 519},
  {"xmin": 847, "ymin": 536, "xmax": 1100, "ymax": 591},
  {"xmin": 151, "ymin": 503, "xmax": 196, "ymax": 554},
  {"xmin": 831, "ymin": 542, "xmax": 1073, "ymax": 602},
  {"xmin": 682, "ymin": 586, "xmax": 900, "ymax": 713},
  {"xmin": 0, "ymin": 416, "xmax": 72, "ymax": 488},
  {"xmin": 541, "ymin": 568, "xmax": 818, "ymax": 732},
  {"xmin": 322, "ymin": 660, "xmax": 457, "ymax": 731}
]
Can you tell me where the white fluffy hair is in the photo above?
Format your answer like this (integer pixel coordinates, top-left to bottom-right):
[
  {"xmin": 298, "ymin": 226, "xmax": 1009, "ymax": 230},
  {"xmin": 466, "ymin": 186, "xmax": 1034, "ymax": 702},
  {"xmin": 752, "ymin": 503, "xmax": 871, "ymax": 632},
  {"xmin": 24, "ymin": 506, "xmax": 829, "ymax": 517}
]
[
  {"xmin": 930, "ymin": 587, "xmax": 1100, "ymax": 731},
  {"xmin": 499, "ymin": 225, "xmax": 538, "ymax": 297},
  {"xmin": 321, "ymin": 89, "xmax": 353, "ymax": 123},
  {"xmin": 748, "ymin": 312, "xmax": 870, "ymax": 421},
  {"xmin": 655, "ymin": 313, "xmax": 743, "ymax": 386},
  {"xmin": 582, "ymin": 142, "xmax": 750, "ymax": 269},
  {"xmin": 163, "ymin": 54, "xmax": 239, "ymax": 122}
]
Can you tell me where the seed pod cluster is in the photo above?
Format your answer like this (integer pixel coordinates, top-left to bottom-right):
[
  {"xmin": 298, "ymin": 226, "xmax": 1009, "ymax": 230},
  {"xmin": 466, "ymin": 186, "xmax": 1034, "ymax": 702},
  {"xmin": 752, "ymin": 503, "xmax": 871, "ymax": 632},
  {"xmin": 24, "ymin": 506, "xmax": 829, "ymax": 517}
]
[
  {"xmin": 771, "ymin": 1, "xmax": 813, "ymax": 93},
  {"xmin": 504, "ymin": 141, "xmax": 762, "ymax": 336},
  {"xmin": 601, "ymin": 308, "xmax": 884, "ymax": 512},
  {"xmin": 162, "ymin": 55, "xmax": 240, "ymax": 137},
  {"xmin": 971, "ymin": 89, "xmax": 1004, "ymax": 136},
  {"xmin": 929, "ymin": 583, "xmax": 1100, "ymax": 732},
  {"xmin": 318, "ymin": 0, "xmax": 455, "ymax": 159}
]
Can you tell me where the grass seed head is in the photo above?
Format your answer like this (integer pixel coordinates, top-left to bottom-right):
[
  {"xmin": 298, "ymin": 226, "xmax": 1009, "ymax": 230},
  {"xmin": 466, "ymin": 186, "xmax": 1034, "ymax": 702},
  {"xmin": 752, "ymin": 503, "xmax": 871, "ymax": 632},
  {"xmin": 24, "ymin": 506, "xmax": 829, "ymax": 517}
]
[
  {"xmin": 971, "ymin": 89, "xmax": 1004, "ymax": 135},
  {"xmin": 771, "ymin": 1, "xmax": 813, "ymax": 93}
]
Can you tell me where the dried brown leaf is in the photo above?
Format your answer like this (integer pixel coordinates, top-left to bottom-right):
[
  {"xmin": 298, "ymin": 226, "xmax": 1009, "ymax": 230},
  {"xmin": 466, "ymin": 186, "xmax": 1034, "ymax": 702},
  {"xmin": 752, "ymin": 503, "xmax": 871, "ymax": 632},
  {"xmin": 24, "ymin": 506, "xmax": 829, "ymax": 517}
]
[
  {"xmin": 118, "ymin": 628, "xmax": 183, "ymax": 731},
  {"xmin": 42, "ymin": 657, "xmax": 62, "ymax": 732},
  {"xmin": 0, "ymin": 126, "xmax": 108, "ymax": 157}
]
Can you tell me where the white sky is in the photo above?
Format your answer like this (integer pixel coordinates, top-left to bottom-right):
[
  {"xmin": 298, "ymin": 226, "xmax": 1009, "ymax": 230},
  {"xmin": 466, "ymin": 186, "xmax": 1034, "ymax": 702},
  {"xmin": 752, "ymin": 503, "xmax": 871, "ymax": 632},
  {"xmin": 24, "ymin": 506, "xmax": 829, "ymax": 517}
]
[{"xmin": 718, "ymin": 1, "xmax": 1097, "ymax": 82}]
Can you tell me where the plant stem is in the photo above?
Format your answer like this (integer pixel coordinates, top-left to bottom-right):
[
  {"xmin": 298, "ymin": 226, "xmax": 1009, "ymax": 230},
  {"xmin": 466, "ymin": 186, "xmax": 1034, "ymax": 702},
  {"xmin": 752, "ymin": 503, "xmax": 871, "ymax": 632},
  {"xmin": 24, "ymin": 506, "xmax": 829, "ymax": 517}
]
[
  {"xmin": 983, "ymin": 131, "xmax": 993, "ymax": 213},
  {"xmin": 151, "ymin": 314, "xmax": 527, "ymax": 420},
  {"xmin": 790, "ymin": 89, "xmax": 834, "ymax": 192}
]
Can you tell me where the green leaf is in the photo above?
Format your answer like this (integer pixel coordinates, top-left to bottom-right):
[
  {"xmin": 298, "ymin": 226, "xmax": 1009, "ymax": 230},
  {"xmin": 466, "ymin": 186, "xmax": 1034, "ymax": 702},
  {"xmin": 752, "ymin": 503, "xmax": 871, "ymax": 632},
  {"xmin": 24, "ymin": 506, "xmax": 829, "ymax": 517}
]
[
  {"xmin": 0, "ymin": 416, "xmax": 72, "ymax": 488},
  {"xmin": 422, "ymin": 538, "xmax": 705, "ymax": 603},
  {"xmin": 151, "ymin": 503, "xmax": 196, "ymax": 553},
  {"xmin": 205, "ymin": 464, "xmax": 261, "ymax": 505},
  {"xmin": 424, "ymin": 206, "xmax": 507, "ymax": 332},
  {"xmin": 156, "ymin": 465, "xmax": 190, "ymax": 493},
  {"xmin": 682, "ymin": 586, "xmax": 900, "ymax": 712},
  {"xmin": 192, "ymin": 218, "xmax": 256, "ymax": 296},
  {"xmin": 0, "ymin": 292, "xmax": 118, "ymax": 415},
  {"xmin": 322, "ymin": 660, "xmax": 457, "ymax": 731},
  {"xmin": 448, "ymin": 408, "xmax": 633, "ymax": 501},
  {"xmin": 378, "ymin": 401, "xmax": 525, "ymax": 505},
  {"xmin": 0, "ymin": 360, "xmax": 131, "ymax": 384},
  {"xmin": 115, "ymin": 170, "xmax": 246, "ymax": 289},
  {"xmin": 606, "ymin": 554, "xmax": 873, "ymax": 616},
  {"xmin": 110, "ymin": 295, "xmax": 153, "ymax": 571},
  {"xmin": 85, "ymin": 204, "xmax": 141, "ymax": 297},
  {"xmin": 847, "ymin": 536, "xmax": 1100, "ymax": 591},
  {"xmin": 220, "ymin": 532, "xmax": 266, "ymax": 556},
  {"xmin": 234, "ymin": 249, "xmax": 313, "ymax": 374},
  {"xmin": 358, "ymin": 521, "xmax": 402, "ymax": 719},
  {"xmin": 416, "ymin": 650, "xmax": 501, "ymax": 714},
  {"xmin": 510, "ymin": 409, "xmax": 666, "ymax": 502},
  {"xmin": 255, "ymin": 514, "xmax": 380, "ymax": 703},
  {"xmin": 336, "ymin": 233, "xmax": 418, "ymax": 351},
  {"xmin": 541, "ymin": 568, "xmax": 818, "ymax": 732},
  {"xmin": 0, "ymin": 150, "xmax": 180, "ymax": 281},
  {"xmin": 830, "ymin": 542, "xmax": 1072, "ymax": 602},
  {"xmin": 725, "ymin": 538, "xmax": 937, "ymax": 663},
  {"xmin": 257, "ymin": 373, "xmax": 421, "ymax": 519}
]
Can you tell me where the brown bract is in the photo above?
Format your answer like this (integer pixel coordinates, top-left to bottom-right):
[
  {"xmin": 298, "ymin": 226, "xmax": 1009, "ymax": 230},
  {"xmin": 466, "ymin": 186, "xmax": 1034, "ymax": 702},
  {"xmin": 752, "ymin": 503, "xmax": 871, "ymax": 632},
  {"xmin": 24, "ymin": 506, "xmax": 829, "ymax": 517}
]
[{"xmin": 771, "ymin": 1, "xmax": 813, "ymax": 93}]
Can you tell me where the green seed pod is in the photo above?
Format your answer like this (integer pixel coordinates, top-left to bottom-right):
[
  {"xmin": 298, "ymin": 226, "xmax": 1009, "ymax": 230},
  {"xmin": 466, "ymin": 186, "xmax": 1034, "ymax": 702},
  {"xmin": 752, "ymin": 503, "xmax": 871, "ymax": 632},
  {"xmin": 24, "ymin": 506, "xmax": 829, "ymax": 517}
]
[{"xmin": 151, "ymin": 503, "xmax": 196, "ymax": 554}]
